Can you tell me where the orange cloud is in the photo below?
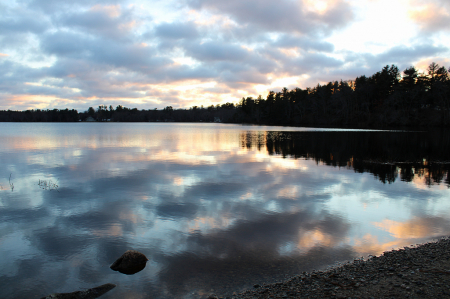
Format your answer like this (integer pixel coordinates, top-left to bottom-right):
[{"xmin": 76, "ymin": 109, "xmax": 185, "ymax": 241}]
[
  {"xmin": 119, "ymin": 211, "xmax": 142, "ymax": 224},
  {"xmin": 353, "ymin": 234, "xmax": 414, "ymax": 256},
  {"xmin": 92, "ymin": 224, "xmax": 123, "ymax": 237},
  {"xmin": 1, "ymin": 95, "xmax": 65, "ymax": 110},
  {"xmin": 0, "ymin": 53, "xmax": 8, "ymax": 57},
  {"xmin": 187, "ymin": 216, "xmax": 233, "ymax": 233},
  {"xmin": 91, "ymin": 4, "xmax": 122, "ymax": 18},
  {"xmin": 372, "ymin": 217, "xmax": 449, "ymax": 239},
  {"xmin": 297, "ymin": 229, "xmax": 336, "ymax": 250},
  {"xmin": 409, "ymin": 3, "xmax": 450, "ymax": 31}
]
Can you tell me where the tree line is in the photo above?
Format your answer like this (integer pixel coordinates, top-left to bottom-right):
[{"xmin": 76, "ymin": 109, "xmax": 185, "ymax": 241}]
[
  {"xmin": 1, "ymin": 62, "xmax": 449, "ymax": 128},
  {"xmin": 237, "ymin": 62, "xmax": 450, "ymax": 127}
]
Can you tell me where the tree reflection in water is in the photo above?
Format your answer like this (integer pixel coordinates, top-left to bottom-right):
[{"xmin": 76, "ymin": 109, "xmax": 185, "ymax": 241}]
[{"xmin": 240, "ymin": 130, "xmax": 450, "ymax": 186}]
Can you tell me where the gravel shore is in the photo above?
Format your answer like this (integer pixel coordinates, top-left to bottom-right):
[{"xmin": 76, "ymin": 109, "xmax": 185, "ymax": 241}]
[{"xmin": 223, "ymin": 237, "xmax": 450, "ymax": 299}]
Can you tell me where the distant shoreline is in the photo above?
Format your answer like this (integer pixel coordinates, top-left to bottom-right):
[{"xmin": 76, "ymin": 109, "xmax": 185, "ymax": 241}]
[{"xmin": 0, "ymin": 119, "xmax": 447, "ymax": 131}]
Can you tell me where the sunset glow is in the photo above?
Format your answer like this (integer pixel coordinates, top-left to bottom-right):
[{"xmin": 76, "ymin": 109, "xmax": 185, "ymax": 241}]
[{"xmin": 0, "ymin": 0, "xmax": 449, "ymax": 110}]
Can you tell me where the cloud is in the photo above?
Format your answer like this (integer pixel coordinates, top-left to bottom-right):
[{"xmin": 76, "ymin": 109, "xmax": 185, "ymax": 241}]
[
  {"xmin": 2, "ymin": 123, "xmax": 450, "ymax": 298},
  {"xmin": 27, "ymin": 0, "xmax": 128, "ymax": 14},
  {"xmin": 0, "ymin": 0, "xmax": 449, "ymax": 110},
  {"xmin": 292, "ymin": 52, "xmax": 344, "ymax": 72},
  {"xmin": 155, "ymin": 21, "xmax": 199, "ymax": 40},
  {"xmin": 157, "ymin": 202, "xmax": 199, "ymax": 219},
  {"xmin": 184, "ymin": 41, "xmax": 249, "ymax": 62},
  {"xmin": 0, "ymin": 6, "xmax": 50, "ymax": 35},
  {"xmin": 186, "ymin": 0, "xmax": 354, "ymax": 36},
  {"xmin": 154, "ymin": 209, "xmax": 353, "ymax": 296},
  {"xmin": 293, "ymin": 44, "xmax": 450, "ymax": 87},
  {"xmin": 371, "ymin": 44, "xmax": 449, "ymax": 66},
  {"xmin": 41, "ymin": 31, "xmax": 168, "ymax": 70},
  {"xmin": 58, "ymin": 5, "xmax": 137, "ymax": 40},
  {"xmin": 274, "ymin": 34, "xmax": 335, "ymax": 52},
  {"xmin": 409, "ymin": 0, "xmax": 450, "ymax": 32},
  {"xmin": 373, "ymin": 216, "xmax": 450, "ymax": 239}
]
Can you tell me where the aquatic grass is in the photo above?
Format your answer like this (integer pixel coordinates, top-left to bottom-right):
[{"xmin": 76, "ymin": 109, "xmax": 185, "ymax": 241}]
[
  {"xmin": 9, "ymin": 173, "xmax": 14, "ymax": 191},
  {"xmin": 38, "ymin": 179, "xmax": 59, "ymax": 192}
]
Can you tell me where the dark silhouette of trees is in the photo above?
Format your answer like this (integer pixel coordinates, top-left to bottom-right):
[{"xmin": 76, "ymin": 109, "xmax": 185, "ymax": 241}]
[
  {"xmin": 1, "ymin": 62, "xmax": 449, "ymax": 127},
  {"xmin": 234, "ymin": 62, "xmax": 449, "ymax": 128},
  {"xmin": 0, "ymin": 109, "xmax": 79, "ymax": 122}
]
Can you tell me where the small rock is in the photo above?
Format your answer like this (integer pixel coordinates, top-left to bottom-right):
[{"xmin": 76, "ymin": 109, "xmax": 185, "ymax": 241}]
[{"xmin": 110, "ymin": 250, "xmax": 148, "ymax": 275}]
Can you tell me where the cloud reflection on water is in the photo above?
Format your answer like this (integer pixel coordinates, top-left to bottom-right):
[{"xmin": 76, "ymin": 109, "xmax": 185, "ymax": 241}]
[{"xmin": 0, "ymin": 123, "xmax": 449, "ymax": 298}]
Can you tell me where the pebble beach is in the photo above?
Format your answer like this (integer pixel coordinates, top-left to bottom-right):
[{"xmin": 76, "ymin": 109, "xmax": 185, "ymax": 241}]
[{"xmin": 223, "ymin": 237, "xmax": 450, "ymax": 299}]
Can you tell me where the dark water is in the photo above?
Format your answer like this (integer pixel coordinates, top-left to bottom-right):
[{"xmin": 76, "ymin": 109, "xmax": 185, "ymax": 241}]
[{"xmin": 0, "ymin": 123, "xmax": 449, "ymax": 298}]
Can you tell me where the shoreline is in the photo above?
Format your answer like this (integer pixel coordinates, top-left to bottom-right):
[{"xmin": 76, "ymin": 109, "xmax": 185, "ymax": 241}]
[{"xmin": 229, "ymin": 237, "xmax": 450, "ymax": 299}]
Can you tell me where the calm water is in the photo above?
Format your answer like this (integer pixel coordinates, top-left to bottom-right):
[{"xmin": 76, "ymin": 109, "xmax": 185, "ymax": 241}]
[{"xmin": 0, "ymin": 123, "xmax": 449, "ymax": 298}]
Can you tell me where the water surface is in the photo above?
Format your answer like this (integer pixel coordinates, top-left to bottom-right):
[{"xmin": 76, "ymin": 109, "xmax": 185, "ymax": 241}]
[{"xmin": 0, "ymin": 123, "xmax": 449, "ymax": 298}]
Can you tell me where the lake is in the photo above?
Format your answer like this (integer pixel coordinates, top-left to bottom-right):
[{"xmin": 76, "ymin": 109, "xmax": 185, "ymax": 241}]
[{"xmin": 0, "ymin": 123, "xmax": 449, "ymax": 298}]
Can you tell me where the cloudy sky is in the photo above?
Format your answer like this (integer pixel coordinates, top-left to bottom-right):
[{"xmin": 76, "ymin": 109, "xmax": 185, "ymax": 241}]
[{"xmin": 1, "ymin": 0, "xmax": 449, "ymax": 111}]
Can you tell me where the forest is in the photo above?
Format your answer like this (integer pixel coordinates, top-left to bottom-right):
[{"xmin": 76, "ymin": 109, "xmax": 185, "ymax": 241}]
[{"xmin": 1, "ymin": 62, "xmax": 449, "ymax": 128}]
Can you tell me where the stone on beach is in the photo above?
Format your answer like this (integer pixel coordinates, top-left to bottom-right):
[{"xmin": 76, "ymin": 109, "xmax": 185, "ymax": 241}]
[{"xmin": 110, "ymin": 250, "xmax": 148, "ymax": 275}]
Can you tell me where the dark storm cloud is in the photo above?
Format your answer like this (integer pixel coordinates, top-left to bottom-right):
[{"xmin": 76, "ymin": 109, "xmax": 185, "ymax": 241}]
[{"xmin": 186, "ymin": 0, "xmax": 354, "ymax": 36}]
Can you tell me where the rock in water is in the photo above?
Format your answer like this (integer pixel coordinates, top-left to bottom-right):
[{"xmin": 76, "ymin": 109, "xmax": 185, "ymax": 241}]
[
  {"xmin": 40, "ymin": 283, "xmax": 116, "ymax": 299},
  {"xmin": 110, "ymin": 250, "xmax": 148, "ymax": 275}
]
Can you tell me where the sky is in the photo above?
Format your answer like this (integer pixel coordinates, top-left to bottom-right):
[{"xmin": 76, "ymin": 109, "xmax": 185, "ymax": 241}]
[{"xmin": 1, "ymin": 0, "xmax": 450, "ymax": 111}]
